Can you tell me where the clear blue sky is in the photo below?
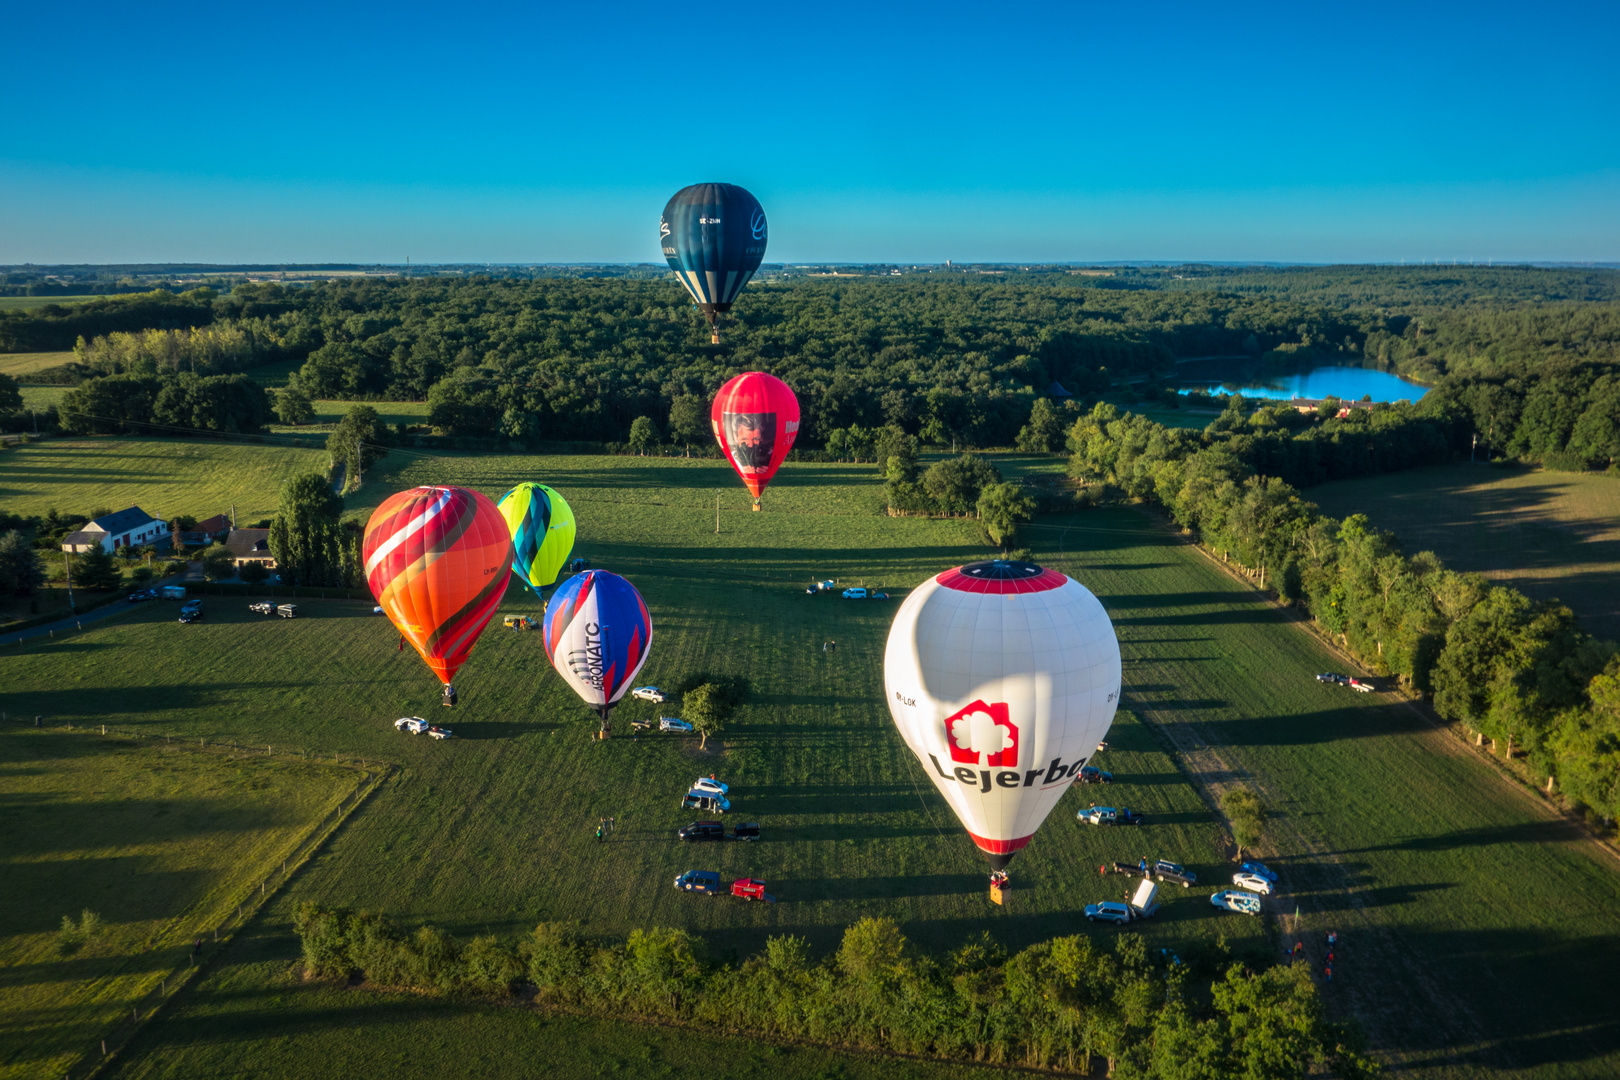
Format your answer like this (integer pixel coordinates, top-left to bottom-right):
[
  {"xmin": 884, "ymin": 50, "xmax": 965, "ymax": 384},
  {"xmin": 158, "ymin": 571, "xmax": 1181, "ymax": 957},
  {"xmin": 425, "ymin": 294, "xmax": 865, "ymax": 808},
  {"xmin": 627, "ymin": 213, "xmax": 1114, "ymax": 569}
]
[{"xmin": 3, "ymin": 0, "xmax": 1616, "ymax": 264}]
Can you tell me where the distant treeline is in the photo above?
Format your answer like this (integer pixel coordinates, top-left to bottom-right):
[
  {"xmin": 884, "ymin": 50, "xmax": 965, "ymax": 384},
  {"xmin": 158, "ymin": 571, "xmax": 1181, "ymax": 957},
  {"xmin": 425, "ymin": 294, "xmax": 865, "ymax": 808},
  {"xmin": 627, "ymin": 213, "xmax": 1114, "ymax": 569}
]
[
  {"xmin": 1067, "ymin": 400, "xmax": 1620, "ymax": 822},
  {"xmin": 295, "ymin": 904, "xmax": 1375, "ymax": 1079},
  {"xmin": 5, "ymin": 271, "xmax": 1617, "ymax": 470}
]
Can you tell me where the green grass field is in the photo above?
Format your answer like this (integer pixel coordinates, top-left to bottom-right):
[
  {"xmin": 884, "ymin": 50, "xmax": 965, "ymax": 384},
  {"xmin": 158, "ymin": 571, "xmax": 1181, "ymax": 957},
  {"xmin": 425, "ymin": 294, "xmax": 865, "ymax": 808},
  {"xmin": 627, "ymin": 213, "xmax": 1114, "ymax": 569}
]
[
  {"xmin": 4, "ymin": 445, "xmax": 1619, "ymax": 1078},
  {"xmin": 0, "ymin": 729, "xmax": 364, "ymax": 1080},
  {"xmin": 14, "ymin": 387, "xmax": 65, "ymax": 413},
  {"xmin": 0, "ymin": 353, "xmax": 75, "ymax": 379},
  {"xmin": 1308, "ymin": 463, "xmax": 1620, "ymax": 642}
]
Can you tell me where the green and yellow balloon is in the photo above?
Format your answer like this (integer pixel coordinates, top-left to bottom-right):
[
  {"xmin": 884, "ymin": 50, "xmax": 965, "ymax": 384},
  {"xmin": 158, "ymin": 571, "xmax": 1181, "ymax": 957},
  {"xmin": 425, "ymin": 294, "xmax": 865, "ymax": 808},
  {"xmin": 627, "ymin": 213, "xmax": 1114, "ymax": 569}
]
[{"xmin": 497, "ymin": 483, "xmax": 576, "ymax": 600}]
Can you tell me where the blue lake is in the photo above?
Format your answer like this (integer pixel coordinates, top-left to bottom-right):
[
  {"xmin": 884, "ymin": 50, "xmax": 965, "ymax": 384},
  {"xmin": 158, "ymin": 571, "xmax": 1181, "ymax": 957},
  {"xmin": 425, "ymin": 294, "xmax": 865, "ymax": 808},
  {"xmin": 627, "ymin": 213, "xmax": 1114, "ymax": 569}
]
[{"xmin": 1174, "ymin": 365, "xmax": 1428, "ymax": 403}]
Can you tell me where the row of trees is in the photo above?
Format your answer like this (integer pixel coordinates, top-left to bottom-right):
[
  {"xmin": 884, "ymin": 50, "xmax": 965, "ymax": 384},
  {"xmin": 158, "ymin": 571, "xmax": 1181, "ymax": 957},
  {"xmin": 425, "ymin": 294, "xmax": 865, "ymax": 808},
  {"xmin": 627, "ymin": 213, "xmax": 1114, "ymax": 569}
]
[
  {"xmin": 71, "ymin": 324, "xmax": 281, "ymax": 377},
  {"xmin": 1067, "ymin": 403, "xmax": 1620, "ymax": 821},
  {"xmin": 296, "ymin": 904, "xmax": 1374, "ymax": 1079},
  {"xmin": 58, "ymin": 372, "xmax": 276, "ymax": 435},
  {"xmin": 267, "ymin": 474, "xmax": 364, "ymax": 588}
]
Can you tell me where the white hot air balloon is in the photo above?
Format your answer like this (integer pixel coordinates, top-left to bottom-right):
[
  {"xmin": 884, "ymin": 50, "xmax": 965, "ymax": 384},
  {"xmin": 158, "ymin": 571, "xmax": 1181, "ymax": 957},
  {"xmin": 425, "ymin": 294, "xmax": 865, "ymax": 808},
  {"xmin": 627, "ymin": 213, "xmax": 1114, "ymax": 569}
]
[{"xmin": 884, "ymin": 559, "xmax": 1122, "ymax": 875}]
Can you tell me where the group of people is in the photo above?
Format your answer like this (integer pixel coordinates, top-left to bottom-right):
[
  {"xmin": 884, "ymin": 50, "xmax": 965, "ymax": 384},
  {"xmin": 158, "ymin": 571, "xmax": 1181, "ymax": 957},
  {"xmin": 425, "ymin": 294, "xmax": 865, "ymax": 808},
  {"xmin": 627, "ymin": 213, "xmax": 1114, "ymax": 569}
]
[
  {"xmin": 1286, "ymin": 930, "xmax": 1341, "ymax": 981},
  {"xmin": 595, "ymin": 816, "xmax": 616, "ymax": 842}
]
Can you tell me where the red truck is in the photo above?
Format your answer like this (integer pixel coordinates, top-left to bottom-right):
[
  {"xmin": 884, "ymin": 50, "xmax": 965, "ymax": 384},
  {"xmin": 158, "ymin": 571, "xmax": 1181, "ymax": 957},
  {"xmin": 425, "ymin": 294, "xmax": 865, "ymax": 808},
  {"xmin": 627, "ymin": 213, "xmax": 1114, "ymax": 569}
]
[{"xmin": 731, "ymin": 878, "xmax": 776, "ymax": 903}]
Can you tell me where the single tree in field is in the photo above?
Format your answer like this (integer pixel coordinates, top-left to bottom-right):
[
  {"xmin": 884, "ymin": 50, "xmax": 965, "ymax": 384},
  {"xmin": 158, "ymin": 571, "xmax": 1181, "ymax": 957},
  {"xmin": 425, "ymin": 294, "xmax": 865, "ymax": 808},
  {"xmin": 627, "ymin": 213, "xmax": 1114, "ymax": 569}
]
[
  {"xmin": 275, "ymin": 385, "xmax": 316, "ymax": 426},
  {"xmin": 667, "ymin": 395, "xmax": 709, "ymax": 457},
  {"xmin": 1221, "ymin": 788, "xmax": 1267, "ymax": 860},
  {"xmin": 684, "ymin": 683, "xmax": 725, "ymax": 750},
  {"xmin": 199, "ymin": 543, "xmax": 237, "ymax": 581},
  {"xmin": 977, "ymin": 482, "xmax": 1037, "ymax": 552},
  {"xmin": 628, "ymin": 416, "xmax": 660, "ymax": 456},
  {"xmin": 1016, "ymin": 398, "xmax": 1064, "ymax": 453}
]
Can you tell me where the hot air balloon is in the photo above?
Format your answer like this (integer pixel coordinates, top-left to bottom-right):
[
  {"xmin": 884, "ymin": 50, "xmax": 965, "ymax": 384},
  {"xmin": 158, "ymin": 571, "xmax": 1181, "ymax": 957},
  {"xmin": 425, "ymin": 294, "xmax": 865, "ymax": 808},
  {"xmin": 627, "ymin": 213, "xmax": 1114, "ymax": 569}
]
[
  {"xmin": 543, "ymin": 569, "xmax": 652, "ymax": 731},
  {"xmin": 660, "ymin": 183, "xmax": 767, "ymax": 344},
  {"xmin": 363, "ymin": 485, "xmax": 513, "ymax": 707},
  {"xmin": 497, "ymin": 482, "xmax": 576, "ymax": 601},
  {"xmin": 712, "ymin": 372, "xmax": 799, "ymax": 509},
  {"xmin": 883, "ymin": 559, "xmax": 1122, "ymax": 880}
]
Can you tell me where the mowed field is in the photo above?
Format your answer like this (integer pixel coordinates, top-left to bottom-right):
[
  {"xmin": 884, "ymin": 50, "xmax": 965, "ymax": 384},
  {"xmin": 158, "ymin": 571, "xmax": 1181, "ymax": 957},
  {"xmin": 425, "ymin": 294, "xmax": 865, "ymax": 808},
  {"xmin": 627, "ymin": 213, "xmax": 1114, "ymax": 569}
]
[
  {"xmin": 0, "ymin": 353, "xmax": 74, "ymax": 379},
  {"xmin": 2, "ymin": 442, "xmax": 1618, "ymax": 1078},
  {"xmin": 0, "ymin": 730, "xmax": 364, "ymax": 1080},
  {"xmin": 1308, "ymin": 463, "xmax": 1620, "ymax": 641},
  {"xmin": 0, "ymin": 298, "xmax": 100, "ymax": 311}
]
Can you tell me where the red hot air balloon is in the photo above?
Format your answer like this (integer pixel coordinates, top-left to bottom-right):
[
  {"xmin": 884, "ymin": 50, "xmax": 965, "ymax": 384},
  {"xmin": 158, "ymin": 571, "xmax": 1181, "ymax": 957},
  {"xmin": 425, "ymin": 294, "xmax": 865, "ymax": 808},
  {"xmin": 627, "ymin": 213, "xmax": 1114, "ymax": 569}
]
[
  {"xmin": 363, "ymin": 486, "xmax": 513, "ymax": 707},
  {"xmin": 711, "ymin": 372, "xmax": 799, "ymax": 509}
]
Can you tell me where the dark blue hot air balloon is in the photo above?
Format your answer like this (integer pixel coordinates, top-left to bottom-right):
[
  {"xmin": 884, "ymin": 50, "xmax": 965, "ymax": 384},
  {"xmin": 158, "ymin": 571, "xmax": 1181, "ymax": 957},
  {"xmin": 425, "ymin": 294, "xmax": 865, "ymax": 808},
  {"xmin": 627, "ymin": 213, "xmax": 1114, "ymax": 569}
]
[{"xmin": 660, "ymin": 183, "xmax": 767, "ymax": 344}]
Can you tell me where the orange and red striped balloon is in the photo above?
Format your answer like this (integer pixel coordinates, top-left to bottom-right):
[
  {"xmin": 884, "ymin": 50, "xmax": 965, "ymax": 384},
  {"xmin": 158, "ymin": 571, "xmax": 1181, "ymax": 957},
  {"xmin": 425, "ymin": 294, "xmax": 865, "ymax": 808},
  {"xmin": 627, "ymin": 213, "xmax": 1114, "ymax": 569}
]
[{"xmin": 363, "ymin": 486, "xmax": 513, "ymax": 694}]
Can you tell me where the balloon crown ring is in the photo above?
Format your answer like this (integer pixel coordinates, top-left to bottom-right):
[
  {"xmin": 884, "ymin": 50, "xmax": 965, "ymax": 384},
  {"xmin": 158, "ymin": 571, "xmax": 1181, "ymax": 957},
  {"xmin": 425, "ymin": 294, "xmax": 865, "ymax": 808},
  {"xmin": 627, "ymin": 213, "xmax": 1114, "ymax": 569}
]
[{"xmin": 958, "ymin": 560, "xmax": 1046, "ymax": 579}]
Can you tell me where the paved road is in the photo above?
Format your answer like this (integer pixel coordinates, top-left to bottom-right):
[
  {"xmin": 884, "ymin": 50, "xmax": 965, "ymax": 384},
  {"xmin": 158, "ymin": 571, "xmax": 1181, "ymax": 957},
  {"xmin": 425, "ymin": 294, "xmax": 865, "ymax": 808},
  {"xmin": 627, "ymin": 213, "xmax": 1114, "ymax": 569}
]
[{"xmin": 0, "ymin": 598, "xmax": 139, "ymax": 646}]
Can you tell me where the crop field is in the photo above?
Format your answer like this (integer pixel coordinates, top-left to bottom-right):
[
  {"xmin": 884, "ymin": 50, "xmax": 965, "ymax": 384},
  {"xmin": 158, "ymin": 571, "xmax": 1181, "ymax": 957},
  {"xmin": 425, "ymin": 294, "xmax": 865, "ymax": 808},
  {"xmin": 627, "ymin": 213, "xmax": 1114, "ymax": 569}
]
[
  {"xmin": 1308, "ymin": 463, "xmax": 1620, "ymax": 641},
  {"xmin": 0, "ymin": 297, "xmax": 100, "ymax": 311},
  {"xmin": 268, "ymin": 400, "xmax": 431, "ymax": 436},
  {"xmin": 4, "ymin": 445, "xmax": 1619, "ymax": 1078},
  {"xmin": 0, "ymin": 729, "xmax": 364, "ymax": 1080},
  {"xmin": 0, "ymin": 353, "xmax": 74, "ymax": 378}
]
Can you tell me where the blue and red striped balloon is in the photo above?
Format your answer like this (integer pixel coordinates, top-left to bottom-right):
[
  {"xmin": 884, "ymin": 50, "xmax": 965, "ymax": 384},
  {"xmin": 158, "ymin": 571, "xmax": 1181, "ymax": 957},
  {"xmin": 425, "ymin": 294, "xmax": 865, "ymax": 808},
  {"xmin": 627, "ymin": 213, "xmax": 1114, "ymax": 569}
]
[{"xmin": 543, "ymin": 570, "xmax": 652, "ymax": 718}]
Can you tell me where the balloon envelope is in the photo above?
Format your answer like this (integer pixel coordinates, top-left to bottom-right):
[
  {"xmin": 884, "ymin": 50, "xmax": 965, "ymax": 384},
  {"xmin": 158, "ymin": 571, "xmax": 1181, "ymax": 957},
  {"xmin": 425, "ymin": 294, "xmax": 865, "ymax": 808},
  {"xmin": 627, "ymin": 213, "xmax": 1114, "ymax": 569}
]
[
  {"xmin": 883, "ymin": 560, "xmax": 1122, "ymax": 870},
  {"xmin": 711, "ymin": 372, "xmax": 800, "ymax": 499},
  {"xmin": 543, "ymin": 570, "xmax": 653, "ymax": 716},
  {"xmin": 660, "ymin": 183, "xmax": 767, "ymax": 318},
  {"xmin": 498, "ymin": 482, "xmax": 576, "ymax": 599},
  {"xmin": 364, "ymin": 486, "xmax": 513, "ymax": 689}
]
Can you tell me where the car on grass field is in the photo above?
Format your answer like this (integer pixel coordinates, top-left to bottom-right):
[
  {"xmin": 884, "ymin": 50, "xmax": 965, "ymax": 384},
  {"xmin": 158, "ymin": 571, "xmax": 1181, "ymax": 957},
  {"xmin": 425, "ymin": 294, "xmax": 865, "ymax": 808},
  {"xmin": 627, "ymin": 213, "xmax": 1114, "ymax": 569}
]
[
  {"xmin": 678, "ymin": 820, "xmax": 725, "ymax": 841},
  {"xmin": 1077, "ymin": 765, "xmax": 1113, "ymax": 784},
  {"xmin": 503, "ymin": 615, "xmax": 536, "ymax": 631},
  {"xmin": 427, "ymin": 725, "xmax": 452, "ymax": 739},
  {"xmin": 674, "ymin": 870, "xmax": 721, "ymax": 894},
  {"xmin": 1232, "ymin": 871, "xmax": 1273, "ymax": 894},
  {"xmin": 1210, "ymin": 890, "xmax": 1262, "ymax": 915},
  {"xmin": 659, "ymin": 717, "xmax": 693, "ymax": 733},
  {"xmin": 1153, "ymin": 860, "xmax": 1197, "ymax": 887},
  {"xmin": 731, "ymin": 878, "xmax": 775, "ymax": 902},
  {"xmin": 632, "ymin": 686, "xmax": 667, "ymax": 703},
  {"xmin": 178, "ymin": 600, "xmax": 204, "ymax": 623},
  {"xmin": 127, "ymin": 589, "xmax": 157, "ymax": 603},
  {"xmin": 250, "ymin": 602, "xmax": 276, "ymax": 615},
  {"xmin": 1084, "ymin": 901, "xmax": 1135, "ymax": 925},
  {"xmin": 682, "ymin": 790, "xmax": 730, "ymax": 813},
  {"xmin": 1240, "ymin": 860, "xmax": 1278, "ymax": 884},
  {"xmin": 1315, "ymin": 672, "xmax": 1347, "ymax": 684},
  {"xmin": 373, "ymin": 605, "xmax": 385, "ymax": 615},
  {"xmin": 395, "ymin": 717, "xmax": 429, "ymax": 734},
  {"xmin": 692, "ymin": 777, "xmax": 729, "ymax": 795},
  {"xmin": 842, "ymin": 587, "xmax": 869, "ymax": 599},
  {"xmin": 731, "ymin": 822, "xmax": 761, "ymax": 841},
  {"xmin": 1079, "ymin": 805, "xmax": 1144, "ymax": 826},
  {"xmin": 806, "ymin": 580, "xmax": 836, "ymax": 595}
]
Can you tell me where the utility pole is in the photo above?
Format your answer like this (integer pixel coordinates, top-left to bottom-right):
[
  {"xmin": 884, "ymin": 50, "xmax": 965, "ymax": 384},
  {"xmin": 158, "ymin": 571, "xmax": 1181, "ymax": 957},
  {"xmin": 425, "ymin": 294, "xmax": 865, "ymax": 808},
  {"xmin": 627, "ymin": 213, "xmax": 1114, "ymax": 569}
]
[
  {"xmin": 1471, "ymin": 432, "xmax": 1477, "ymax": 464},
  {"xmin": 64, "ymin": 549, "xmax": 75, "ymax": 612},
  {"xmin": 715, "ymin": 494, "xmax": 721, "ymax": 534}
]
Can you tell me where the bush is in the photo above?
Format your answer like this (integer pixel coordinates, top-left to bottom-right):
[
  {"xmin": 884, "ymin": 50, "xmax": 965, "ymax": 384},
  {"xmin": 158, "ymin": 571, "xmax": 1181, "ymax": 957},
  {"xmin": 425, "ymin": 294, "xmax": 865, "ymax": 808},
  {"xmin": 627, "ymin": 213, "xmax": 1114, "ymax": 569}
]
[
  {"xmin": 239, "ymin": 561, "xmax": 271, "ymax": 585},
  {"xmin": 57, "ymin": 909, "xmax": 104, "ymax": 956}
]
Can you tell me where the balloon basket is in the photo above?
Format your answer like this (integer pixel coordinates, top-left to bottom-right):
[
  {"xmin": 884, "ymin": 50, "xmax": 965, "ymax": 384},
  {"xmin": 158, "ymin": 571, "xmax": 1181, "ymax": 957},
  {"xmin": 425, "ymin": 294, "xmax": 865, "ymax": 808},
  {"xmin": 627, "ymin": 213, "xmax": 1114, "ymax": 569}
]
[{"xmin": 990, "ymin": 882, "xmax": 1006, "ymax": 906}]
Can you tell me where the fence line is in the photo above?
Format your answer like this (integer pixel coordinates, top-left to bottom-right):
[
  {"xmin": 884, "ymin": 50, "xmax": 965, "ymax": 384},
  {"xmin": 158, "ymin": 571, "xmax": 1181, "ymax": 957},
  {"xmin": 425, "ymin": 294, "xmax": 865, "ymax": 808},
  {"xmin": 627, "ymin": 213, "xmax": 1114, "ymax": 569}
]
[{"xmin": 4, "ymin": 721, "xmax": 392, "ymax": 1080}]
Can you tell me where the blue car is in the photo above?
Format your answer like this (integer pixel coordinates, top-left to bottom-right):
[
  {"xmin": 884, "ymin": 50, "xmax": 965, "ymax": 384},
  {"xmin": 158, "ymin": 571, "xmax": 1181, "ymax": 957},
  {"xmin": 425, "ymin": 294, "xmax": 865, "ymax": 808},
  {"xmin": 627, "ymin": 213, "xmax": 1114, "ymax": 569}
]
[
  {"xmin": 674, "ymin": 870, "xmax": 722, "ymax": 895},
  {"xmin": 1240, "ymin": 860, "xmax": 1278, "ymax": 884}
]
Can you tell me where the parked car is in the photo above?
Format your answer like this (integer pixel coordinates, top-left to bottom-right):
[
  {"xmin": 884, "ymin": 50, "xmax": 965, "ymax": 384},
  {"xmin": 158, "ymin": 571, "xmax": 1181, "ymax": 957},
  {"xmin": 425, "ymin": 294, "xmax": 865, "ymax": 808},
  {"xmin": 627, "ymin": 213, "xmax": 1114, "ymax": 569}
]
[
  {"xmin": 161, "ymin": 585, "xmax": 187, "ymax": 600},
  {"xmin": 126, "ymin": 589, "xmax": 157, "ymax": 603},
  {"xmin": 842, "ymin": 587, "xmax": 868, "ymax": 599},
  {"xmin": 660, "ymin": 717, "xmax": 694, "ymax": 733},
  {"xmin": 503, "ymin": 615, "xmax": 536, "ymax": 631},
  {"xmin": 178, "ymin": 600, "xmax": 204, "ymax": 623},
  {"xmin": 395, "ymin": 717, "xmax": 430, "ymax": 734},
  {"xmin": 1348, "ymin": 677, "xmax": 1374, "ymax": 693},
  {"xmin": 1240, "ymin": 860, "xmax": 1278, "ymax": 884},
  {"xmin": 373, "ymin": 605, "xmax": 385, "ymax": 615},
  {"xmin": 427, "ymin": 725, "xmax": 452, "ymax": 739},
  {"xmin": 1077, "ymin": 765, "xmax": 1113, "ymax": 784},
  {"xmin": 1084, "ymin": 901, "xmax": 1135, "ymax": 925},
  {"xmin": 681, "ymin": 790, "xmax": 730, "ymax": 814},
  {"xmin": 673, "ymin": 870, "xmax": 722, "ymax": 894},
  {"xmin": 1153, "ymin": 860, "xmax": 1197, "ymax": 888},
  {"xmin": 731, "ymin": 878, "xmax": 775, "ymax": 902},
  {"xmin": 566, "ymin": 557, "xmax": 590, "ymax": 573},
  {"xmin": 1315, "ymin": 672, "xmax": 1345, "ymax": 684},
  {"xmin": 1079, "ymin": 805, "xmax": 1144, "ymax": 826},
  {"xmin": 731, "ymin": 822, "xmax": 761, "ymax": 842},
  {"xmin": 679, "ymin": 820, "xmax": 726, "ymax": 841},
  {"xmin": 1210, "ymin": 890, "xmax": 1263, "ymax": 915},
  {"xmin": 632, "ymin": 686, "xmax": 667, "ymax": 702},
  {"xmin": 249, "ymin": 601, "xmax": 276, "ymax": 615},
  {"xmin": 692, "ymin": 776, "xmax": 729, "ymax": 795},
  {"xmin": 1232, "ymin": 871, "xmax": 1273, "ymax": 894},
  {"xmin": 276, "ymin": 604, "xmax": 298, "ymax": 618},
  {"xmin": 806, "ymin": 579, "xmax": 836, "ymax": 595}
]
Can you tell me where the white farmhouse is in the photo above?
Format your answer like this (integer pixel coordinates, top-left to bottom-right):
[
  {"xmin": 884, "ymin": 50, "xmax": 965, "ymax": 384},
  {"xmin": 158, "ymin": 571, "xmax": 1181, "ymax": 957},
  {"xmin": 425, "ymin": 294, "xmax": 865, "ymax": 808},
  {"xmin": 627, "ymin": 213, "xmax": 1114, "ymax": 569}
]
[{"xmin": 61, "ymin": 507, "xmax": 171, "ymax": 554}]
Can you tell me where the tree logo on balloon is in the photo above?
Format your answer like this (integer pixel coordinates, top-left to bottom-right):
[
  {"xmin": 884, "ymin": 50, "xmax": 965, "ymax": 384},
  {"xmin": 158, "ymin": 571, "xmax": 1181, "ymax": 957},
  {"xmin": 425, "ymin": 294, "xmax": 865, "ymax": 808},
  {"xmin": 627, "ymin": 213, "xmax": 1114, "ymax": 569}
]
[{"xmin": 945, "ymin": 700, "xmax": 1019, "ymax": 768}]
